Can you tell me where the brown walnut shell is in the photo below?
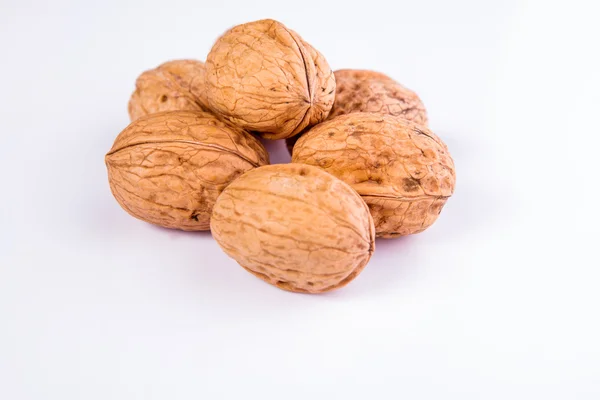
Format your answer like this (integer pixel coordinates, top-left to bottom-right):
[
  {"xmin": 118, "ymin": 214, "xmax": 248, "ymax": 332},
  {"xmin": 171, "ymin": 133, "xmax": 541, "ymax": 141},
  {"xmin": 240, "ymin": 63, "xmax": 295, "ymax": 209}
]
[
  {"xmin": 205, "ymin": 19, "xmax": 336, "ymax": 140},
  {"xmin": 210, "ymin": 164, "xmax": 375, "ymax": 293},
  {"xmin": 106, "ymin": 110, "xmax": 269, "ymax": 230},
  {"xmin": 292, "ymin": 113, "xmax": 455, "ymax": 238},
  {"xmin": 329, "ymin": 69, "xmax": 428, "ymax": 124},
  {"xmin": 128, "ymin": 60, "xmax": 209, "ymax": 121},
  {"xmin": 286, "ymin": 69, "xmax": 428, "ymax": 154}
]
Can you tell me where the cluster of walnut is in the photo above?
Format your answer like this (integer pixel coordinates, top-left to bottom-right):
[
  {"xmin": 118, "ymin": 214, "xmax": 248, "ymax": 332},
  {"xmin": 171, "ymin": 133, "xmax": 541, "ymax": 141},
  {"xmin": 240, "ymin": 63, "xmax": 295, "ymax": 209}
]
[{"xmin": 106, "ymin": 19, "xmax": 456, "ymax": 294}]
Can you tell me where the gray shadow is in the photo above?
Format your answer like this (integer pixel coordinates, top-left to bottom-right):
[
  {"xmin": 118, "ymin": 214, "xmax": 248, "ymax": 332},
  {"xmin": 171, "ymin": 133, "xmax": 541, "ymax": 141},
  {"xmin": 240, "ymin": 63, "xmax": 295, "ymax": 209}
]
[
  {"xmin": 146, "ymin": 224, "xmax": 214, "ymax": 240},
  {"xmin": 260, "ymin": 138, "xmax": 291, "ymax": 164}
]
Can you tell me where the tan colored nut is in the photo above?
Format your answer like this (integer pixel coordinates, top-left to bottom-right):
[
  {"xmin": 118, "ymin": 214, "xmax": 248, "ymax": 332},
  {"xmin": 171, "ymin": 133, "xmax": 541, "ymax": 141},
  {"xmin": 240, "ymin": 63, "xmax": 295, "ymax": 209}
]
[
  {"xmin": 128, "ymin": 60, "xmax": 209, "ymax": 121},
  {"xmin": 205, "ymin": 19, "xmax": 336, "ymax": 140},
  {"xmin": 286, "ymin": 69, "xmax": 428, "ymax": 154},
  {"xmin": 292, "ymin": 113, "xmax": 455, "ymax": 238},
  {"xmin": 210, "ymin": 164, "xmax": 375, "ymax": 293},
  {"xmin": 106, "ymin": 110, "xmax": 269, "ymax": 230},
  {"xmin": 329, "ymin": 69, "xmax": 428, "ymax": 124}
]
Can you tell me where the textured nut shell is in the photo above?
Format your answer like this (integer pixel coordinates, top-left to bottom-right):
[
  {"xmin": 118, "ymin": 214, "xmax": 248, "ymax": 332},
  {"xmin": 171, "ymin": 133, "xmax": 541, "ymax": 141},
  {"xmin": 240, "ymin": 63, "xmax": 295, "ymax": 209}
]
[
  {"xmin": 292, "ymin": 113, "xmax": 455, "ymax": 238},
  {"xmin": 128, "ymin": 60, "xmax": 209, "ymax": 121},
  {"xmin": 106, "ymin": 110, "xmax": 269, "ymax": 230},
  {"xmin": 210, "ymin": 164, "xmax": 375, "ymax": 293},
  {"xmin": 286, "ymin": 69, "xmax": 428, "ymax": 154},
  {"xmin": 329, "ymin": 69, "xmax": 428, "ymax": 124},
  {"xmin": 205, "ymin": 19, "xmax": 335, "ymax": 140}
]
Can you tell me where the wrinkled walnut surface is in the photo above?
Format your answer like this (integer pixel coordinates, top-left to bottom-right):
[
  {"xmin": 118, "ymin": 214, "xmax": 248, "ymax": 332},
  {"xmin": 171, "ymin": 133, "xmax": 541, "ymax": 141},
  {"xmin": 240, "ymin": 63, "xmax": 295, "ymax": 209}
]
[
  {"xmin": 292, "ymin": 113, "xmax": 455, "ymax": 238},
  {"xmin": 286, "ymin": 69, "xmax": 428, "ymax": 154},
  {"xmin": 106, "ymin": 110, "xmax": 269, "ymax": 230},
  {"xmin": 329, "ymin": 69, "xmax": 427, "ymax": 124},
  {"xmin": 205, "ymin": 19, "xmax": 335, "ymax": 140},
  {"xmin": 128, "ymin": 60, "xmax": 209, "ymax": 121},
  {"xmin": 210, "ymin": 164, "xmax": 375, "ymax": 293}
]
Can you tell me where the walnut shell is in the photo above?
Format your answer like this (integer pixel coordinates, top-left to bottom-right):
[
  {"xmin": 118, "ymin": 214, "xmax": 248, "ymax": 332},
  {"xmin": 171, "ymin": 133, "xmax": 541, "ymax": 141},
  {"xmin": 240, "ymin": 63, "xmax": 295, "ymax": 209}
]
[
  {"xmin": 128, "ymin": 60, "xmax": 209, "ymax": 121},
  {"xmin": 286, "ymin": 69, "xmax": 428, "ymax": 154},
  {"xmin": 329, "ymin": 69, "xmax": 428, "ymax": 124},
  {"xmin": 106, "ymin": 110, "xmax": 269, "ymax": 230},
  {"xmin": 205, "ymin": 19, "xmax": 336, "ymax": 140},
  {"xmin": 210, "ymin": 164, "xmax": 375, "ymax": 293},
  {"xmin": 292, "ymin": 113, "xmax": 455, "ymax": 238}
]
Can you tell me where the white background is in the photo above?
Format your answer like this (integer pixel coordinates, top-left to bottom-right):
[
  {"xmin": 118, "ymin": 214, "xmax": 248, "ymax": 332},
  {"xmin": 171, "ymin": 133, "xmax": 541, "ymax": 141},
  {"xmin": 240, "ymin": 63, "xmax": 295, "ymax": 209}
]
[{"xmin": 1, "ymin": 0, "xmax": 599, "ymax": 398}]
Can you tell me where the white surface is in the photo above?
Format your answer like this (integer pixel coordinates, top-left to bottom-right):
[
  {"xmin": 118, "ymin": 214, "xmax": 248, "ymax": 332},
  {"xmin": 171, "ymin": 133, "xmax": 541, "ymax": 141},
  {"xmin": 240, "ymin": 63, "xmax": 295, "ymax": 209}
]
[{"xmin": 1, "ymin": 0, "xmax": 599, "ymax": 398}]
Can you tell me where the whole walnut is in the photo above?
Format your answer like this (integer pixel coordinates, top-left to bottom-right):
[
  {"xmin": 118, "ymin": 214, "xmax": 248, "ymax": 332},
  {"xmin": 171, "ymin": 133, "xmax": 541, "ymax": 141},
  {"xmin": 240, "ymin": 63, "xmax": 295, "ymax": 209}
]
[
  {"xmin": 210, "ymin": 164, "xmax": 375, "ymax": 293},
  {"xmin": 205, "ymin": 19, "xmax": 336, "ymax": 140},
  {"xmin": 286, "ymin": 69, "xmax": 428, "ymax": 154},
  {"xmin": 106, "ymin": 110, "xmax": 269, "ymax": 230},
  {"xmin": 128, "ymin": 60, "xmax": 209, "ymax": 121},
  {"xmin": 292, "ymin": 113, "xmax": 455, "ymax": 238}
]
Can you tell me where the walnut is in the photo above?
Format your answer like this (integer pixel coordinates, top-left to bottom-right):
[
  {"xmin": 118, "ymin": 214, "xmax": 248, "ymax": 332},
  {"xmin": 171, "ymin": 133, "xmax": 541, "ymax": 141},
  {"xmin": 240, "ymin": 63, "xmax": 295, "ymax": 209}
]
[
  {"xmin": 210, "ymin": 164, "xmax": 375, "ymax": 293},
  {"xmin": 292, "ymin": 113, "xmax": 455, "ymax": 238},
  {"xmin": 128, "ymin": 60, "xmax": 209, "ymax": 121},
  {"xmin": 105, "ymin": 110, "xmax": 269, "ymax": 230},
  {"xmin": 329, "ymin": 69, "xmax": 427, "ymax": 124},
  {"xmin": 204, "ymin": 19, "xmax": 336, "ymax": 140},
  {"xmin": 286, "ymin": 69, "xmax": 428, "ymax": 154}
]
